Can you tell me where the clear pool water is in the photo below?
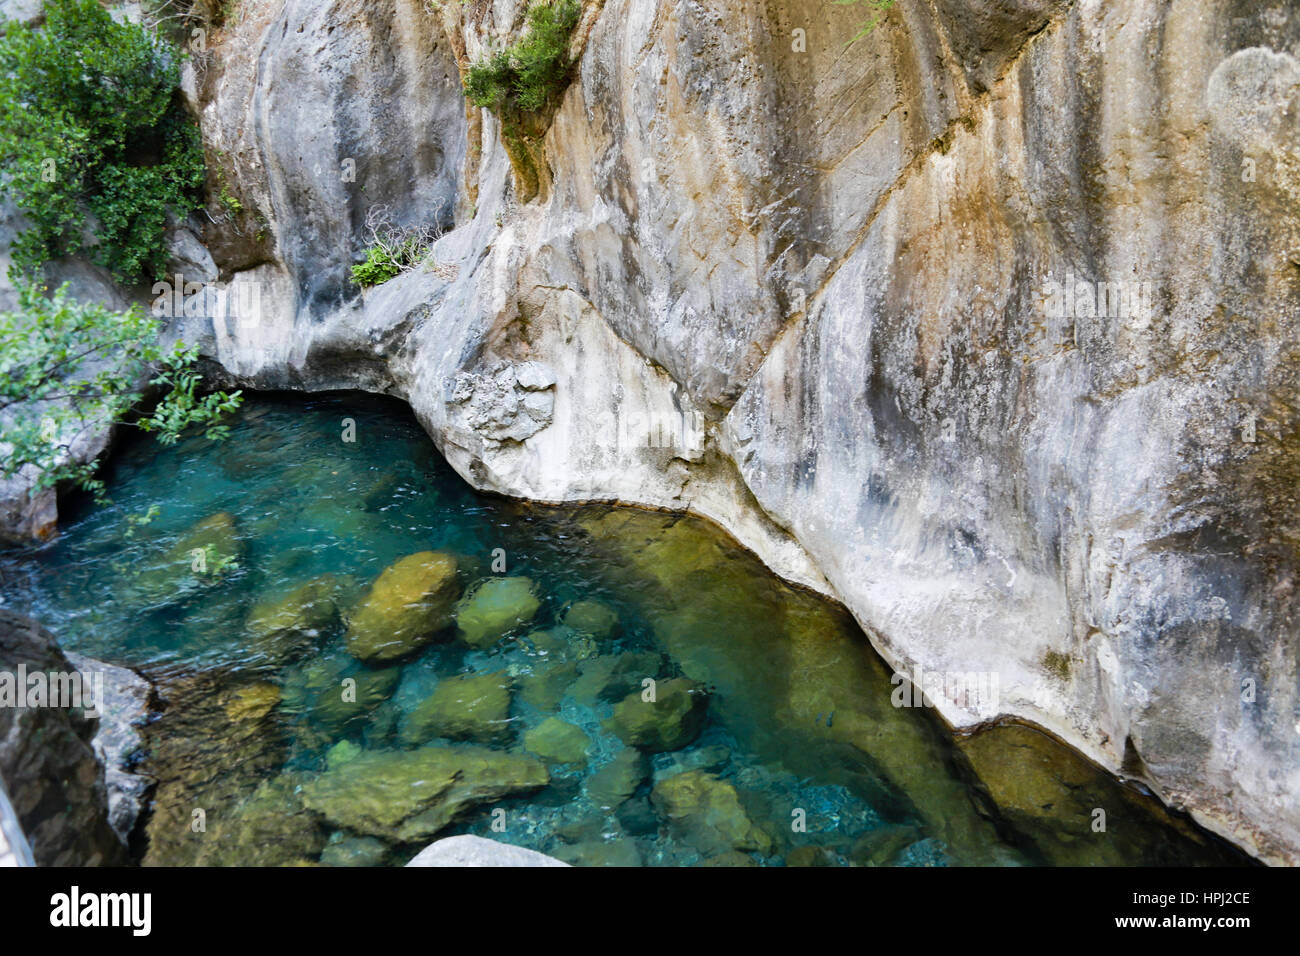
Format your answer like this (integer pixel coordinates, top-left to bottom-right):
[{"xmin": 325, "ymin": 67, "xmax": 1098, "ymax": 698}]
[{"xmin": 0, "ymin": 393, "xmax": 1247, "ymax": 866}]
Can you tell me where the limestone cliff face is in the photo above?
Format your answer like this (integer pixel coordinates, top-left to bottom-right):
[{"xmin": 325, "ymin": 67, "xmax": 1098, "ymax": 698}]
[{"xmin": 7, "ymin": 0, "xmax": 1298, "ymax": 863}]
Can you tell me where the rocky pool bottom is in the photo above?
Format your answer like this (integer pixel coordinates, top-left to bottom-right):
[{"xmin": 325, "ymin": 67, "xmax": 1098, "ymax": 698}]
[{"xmin": 0, "ymin": 394, "xmax": 1249, "ymax": 867}]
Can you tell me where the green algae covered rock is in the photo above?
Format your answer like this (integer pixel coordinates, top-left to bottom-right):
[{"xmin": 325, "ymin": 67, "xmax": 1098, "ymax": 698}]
[
  {"xmin": 605, "ymin": 677, "xmax": 708, "ymax": 752},
  {"xmin": 198, "ymin": 772, "xmax": 328, "ymax": 867},
  {"xmin": 523, "ymin": 717, "xmax": 591, "ymax": 766},
  {"xmin": 320, "ymin": 835, "xmax": 390, "ymax": 867},
  {"xmin": 398, "ymin": 671, "xmax": 513, "ymax": 746},
  {"xmin": 244, "ymin": 573, "xmax": 351, "ymax": 664},
  {"xmin": 300, "ymin": 746, "xmax": 549, "ymax": 842},
  {"xmin": 562, "ymin": 600, "xmax": 621, "ymax": 641},
  {"xmin": 345, "ymin": 552, "xmax": 460, "ymax": 664},
  {"xmin": 454, "ymin": 576, "xmax": 541, "ymax": 649},
  {"xmin": 294, "ymin": 659, "xmax": 401, "ymax": 737},
  {"xmin": 585, "ymin": 747, "xmax": 649, "ymax": 809},
  {"xmin": 518, "ymin": 660, "xmax": 579, "ymax": 711},
  {"xmin": 650, "ymin": 769, "xmax": 772, "ymax": 856},
  {"xmin": 568, "ymin": 650, "xmax": 661, "ymax": 705}
]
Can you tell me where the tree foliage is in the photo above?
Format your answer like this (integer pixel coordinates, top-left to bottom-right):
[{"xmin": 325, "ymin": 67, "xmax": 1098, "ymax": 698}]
[
  {"xmin": 0, "ymin": 0, "xmax": 206, "ymax": 285},
  {"xmin": 0, "ymin": 283, "xmax": 242, "ymax": 501}
]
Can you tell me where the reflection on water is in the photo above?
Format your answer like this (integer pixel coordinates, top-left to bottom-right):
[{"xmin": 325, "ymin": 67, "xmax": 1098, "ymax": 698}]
[{"xmin": 0, "ymin": 394, "xmax": 1246, "ymax": 866}]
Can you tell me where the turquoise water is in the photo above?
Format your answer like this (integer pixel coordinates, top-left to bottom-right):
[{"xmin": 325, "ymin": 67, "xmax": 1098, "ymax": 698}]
[{"xmin": 0, "ymin": 394, "xmax": 1246, "ymax": 866}]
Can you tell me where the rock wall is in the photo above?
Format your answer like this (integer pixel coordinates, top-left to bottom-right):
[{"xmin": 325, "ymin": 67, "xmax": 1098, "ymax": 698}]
[
  {"xmin": 4, "ymin": 0, "xmax": 1297, "ymax": 863},
  {"xmin": 0, "ymin": 611, "xmax": 127, "ymax": 865}
]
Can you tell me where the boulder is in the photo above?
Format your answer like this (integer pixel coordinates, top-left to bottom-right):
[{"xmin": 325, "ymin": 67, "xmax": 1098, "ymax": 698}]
[
  {"xmin": 407, "ymin": 834, "xmax": 568, "ymax": 867},
  {"xmin": 517, "ymin": 660, "xmax": 579, "ymax": 711},
  {"xmin": 454, "ymin": 577, "xmax": 540, "ymax": 649},
  {"xmin": 586, "ymin": 748, "xmax": 649, "ymax": 810},
  {"xmin": 562, "ymin": 600, "xmax": 621, "ymax": 641},
  {"xmin": 300, "ymin": 746, "xmax": 549, "ymax": 842},
  {"xmin": 243, "ymin": 574, "xmax": 349, "ymax": 664},
  {"xmin": 523, "ymin": 717, "xmax": 591, "ymax": 766},
  {"xmin": 0, "ymin": 611, "xmax": 126, "ymax": 865},
  {"xmin": 568, "ymin": 651, "xmax": 660, "ymax": 705},
  {"xmin": 606, "ymin": 677, "xmax": 708, "ymax": 752},
  {"xmin": 398, "ymin": 671, "xmax": 514, "ymax": 746},
  {"xmin": 651, "ymin": 769, "xmax": 772, "ymax": 856},
  {"xmin": 64, "ymin": 651, "xmax": 154, "ymax": 846},
  {"xmin": 345, "ymin": 552, "xmax": 460, "ymax": 664}
]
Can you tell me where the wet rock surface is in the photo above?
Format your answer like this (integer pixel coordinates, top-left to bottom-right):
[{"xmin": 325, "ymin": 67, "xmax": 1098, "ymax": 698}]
[
  {"xmin": 346, "ymin": 552, "xmax": 460, "ymax": 665},
  {"xmin": 300, "ymin": 746, "xmax": 549, "ymax": 843}
]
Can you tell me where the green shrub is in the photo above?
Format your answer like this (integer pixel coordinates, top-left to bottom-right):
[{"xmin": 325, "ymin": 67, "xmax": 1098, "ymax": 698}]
[
  {"xmin": 464, "ymin": 0, "xmax": 582, "ymax": 114},
  {"xmin": 0, "ymin": 0, "xmax": 206, "ymax": 285},
  {"xmin": 0, "ymin": 282, "xmax": 242, "ymax": 501},
  {"xmin": 350, "ymin": 239, "xmax": 429, "ymax": 288}
]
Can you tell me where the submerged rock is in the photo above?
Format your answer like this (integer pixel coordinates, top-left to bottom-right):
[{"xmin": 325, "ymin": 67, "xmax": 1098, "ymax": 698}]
[
  {"xmin": 586, "ymin": 748, "xmax": 649, "ymax": 810},
  {"xmin": 141, "ymin": 667, "xmax": 289, "ymax": 866},
  {"xmin": 244, "ymin": 574, "xmax": 350, "ymax": 664},
  {"xmin": 517, "ymin": 660, "xmax": 579, "ymax": 711},
  {"xmin": 454, "ymin": 577, "xmax": 541, "ymax": 649},
  {"xmin": 554, "ymin": 839, "xmax": 642, "ymax": 867},
  {"xmin": 568, "ymin": 651, "xmax": 661, "ymax": 705},
  {"xmin": 651, "ymin": 770, "xmax": 773, "ymax": 856},
  {"xmin": 132, "ymin": 512, "xmax": 244, "ymax": 607},
  {"xmin": 308, "ymin": 665, "xmax": 401, "ymax": 738},
  {"xmin": 300, "ymin": 746, "xmax": 549, "ymax": 842},
  {"xmin": 524, "ymin": 717, "xmax": 591, "ymax": 766},
  {"xmin": 398, "ymin": 671, "xmax": 514, "ymax": 746},
  {"xmin": 785, "ymin": 845, "xmax": 842, "ymax": 867},
  {"xmin": 653, "ymin": 743, "xmax": 732, "ymax": 783},
  {"xmin": 849, "ymin": 824, "xmax": 924, "ymax": 867},
  {"xmin": 321, "ymin": 834, "xmax": 390, "ymax": 867},
  {"xmin": 955, "ymin": 722, "xmax": 1238, "ymax": 866},
  {"xmin": 345, "ymin": 552, "xmax": 460, "ymax": 664},
  {"xmin": 197, "ymin": 772, "xmax": 328, "ymax": 867},
  {"xmin": 225, "ymin": 682, "xmax": 281, "ymax": 722},
  {"xmin": 562, "ymin": 600, "xmax": 621, "ymax": 641},
  {"xmin": 606, "ymin": 677, "xmax": 708, "ymax": 752},
  {"xmin": 407, "ymin": 835, "xmax": 568, "ymax": 867}
]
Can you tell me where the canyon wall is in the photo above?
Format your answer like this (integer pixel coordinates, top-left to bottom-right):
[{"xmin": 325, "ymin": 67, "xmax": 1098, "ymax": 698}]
[{"xmin": 5, "ymin": 0, "xmax": 1298, "ymax": 863}]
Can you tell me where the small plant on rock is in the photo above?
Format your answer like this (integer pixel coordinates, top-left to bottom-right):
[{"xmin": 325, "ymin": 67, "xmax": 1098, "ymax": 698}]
[
  {"xmin": 350, "ymin": 204, "xmax": 445, "ymax": 288},
  {"xmin": 463, "ymin": 0, "xmax": 582, "ymax": 114}
]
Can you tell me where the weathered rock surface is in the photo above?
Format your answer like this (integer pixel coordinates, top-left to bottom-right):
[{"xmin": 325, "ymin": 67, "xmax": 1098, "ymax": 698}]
[
  {"xmin": 4, "ymin": 0, "xmax": 1297, "ymax": 863},
  {"xmin": 64, "ymin": 651, "xmax": 154, "ymax": 846},
  {"xmin": 407, "ymin": 834, "xmax": 569, "ymax": 867},
  {"xmin": 0, "ymin": 611, "xmax": 125, "ymax": 865}
]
